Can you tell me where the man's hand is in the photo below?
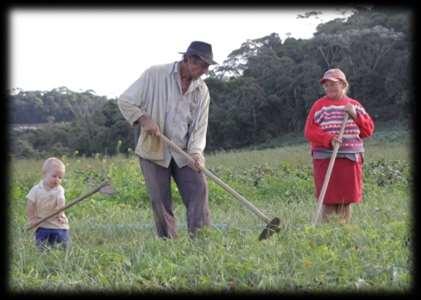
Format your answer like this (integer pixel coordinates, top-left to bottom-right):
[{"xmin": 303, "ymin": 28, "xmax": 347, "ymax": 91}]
[
  {"xmin": 137, "ymin": 114, "xmax": 160, "ymax": 136},
  {"xmin": 189, "ymin": 153, "xmax": 205, "ymax": 172}
]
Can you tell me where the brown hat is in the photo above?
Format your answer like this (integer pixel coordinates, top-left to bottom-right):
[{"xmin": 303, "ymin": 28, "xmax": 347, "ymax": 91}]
[{"xmin": 320, "ymin": 68, "xmax": 348, "ymax": 86}]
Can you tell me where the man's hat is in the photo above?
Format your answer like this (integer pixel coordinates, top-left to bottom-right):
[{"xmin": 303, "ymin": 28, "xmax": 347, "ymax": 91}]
[{"xmin": 180, "ymin": 41, "xmax": 218, "ymax": 65}]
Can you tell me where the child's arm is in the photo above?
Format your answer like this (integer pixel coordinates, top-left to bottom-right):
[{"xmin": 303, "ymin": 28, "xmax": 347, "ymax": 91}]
[
  {"xmin": 56, "ymin": 198, "xmax": 66, "ymax": 222},
  {"xmin": 26, "ymin": 198, "xmax": 39, "ymax": 227},
  {"xmin": 56, "ymin": 188, "xmax": 68, "ymax": 224}
]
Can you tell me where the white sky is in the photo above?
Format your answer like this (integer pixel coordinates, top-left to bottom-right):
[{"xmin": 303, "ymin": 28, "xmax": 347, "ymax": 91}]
[{"xmin": 10, "ymin": 8, "xmax": 352, "ymax": 99}]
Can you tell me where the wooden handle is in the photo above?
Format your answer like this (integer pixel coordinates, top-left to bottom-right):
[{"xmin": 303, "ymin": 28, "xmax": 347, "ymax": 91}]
[
  {"xmin": 26, "ymin": 181, "xmax": 110, "ymax": 231},
  {"xmin": 313, "ymin": 113, "xmax": 349, "ymax": 225},
  {"xmin": 159, "ymin": 134, "xmax": 271, "ymax": 224}
]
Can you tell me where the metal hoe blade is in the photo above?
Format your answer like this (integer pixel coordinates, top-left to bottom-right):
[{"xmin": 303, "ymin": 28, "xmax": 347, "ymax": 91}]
[
  {"xmin": 99, "ymin": 183, "xmax": 115, "ymax": 196},
  {"xmin": 258, "ymin": 217, "xmax": 281, "ymax": 241}
]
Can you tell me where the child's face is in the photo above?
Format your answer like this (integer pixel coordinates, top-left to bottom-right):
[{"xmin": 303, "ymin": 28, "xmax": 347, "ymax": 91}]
[{"xmin": 44, "ymin": 166, "xmax": 65, "ymax": 189}]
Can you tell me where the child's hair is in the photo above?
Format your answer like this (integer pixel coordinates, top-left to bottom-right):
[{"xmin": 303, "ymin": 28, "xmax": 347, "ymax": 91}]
[{"xmin": 42, "ymin": 157, "xmax": 66, "ymax": 174}]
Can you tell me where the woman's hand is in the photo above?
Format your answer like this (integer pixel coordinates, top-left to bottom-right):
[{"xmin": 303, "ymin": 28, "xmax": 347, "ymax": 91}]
[
  {"xmin": 344, "ymin": 103, "xmax": 357, "ymax": 119},
  {"xmin": 331, "ymin": 135, "xmax": 343, "ymax": 148}
]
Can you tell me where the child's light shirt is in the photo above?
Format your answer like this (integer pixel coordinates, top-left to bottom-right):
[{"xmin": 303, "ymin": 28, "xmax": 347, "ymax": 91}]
[{"xmin": 26, "ymin": 181, "xmax": 69, "ymax": 230}]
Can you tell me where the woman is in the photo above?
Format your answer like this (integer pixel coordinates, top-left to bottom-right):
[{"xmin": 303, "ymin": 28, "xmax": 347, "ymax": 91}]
[{"xmin": 304, "ymin": 68, "xmax": 375, "ymax": 223}]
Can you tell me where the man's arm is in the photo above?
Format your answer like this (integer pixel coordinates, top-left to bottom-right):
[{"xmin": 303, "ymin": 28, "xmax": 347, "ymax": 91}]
[
  {"xmin": 187, "ymin": 87, "xmax": 210, "ymax": 170},
  {"xmin": 117, "ymin": 68, "xmax": 152, "ymax": 126}
]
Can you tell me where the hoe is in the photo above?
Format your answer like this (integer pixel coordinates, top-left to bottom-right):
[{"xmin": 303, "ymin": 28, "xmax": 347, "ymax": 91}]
[
  {"xmin": 312, "ymin": 113, "xmax": 349, "ymax": 225},
  {"xmin": 159, "ymin": 134, "xmax": 281, "ymax": 241},
  {"xmin": 26, "ymin": 180, "xmax": 115, "ymax": 231}
]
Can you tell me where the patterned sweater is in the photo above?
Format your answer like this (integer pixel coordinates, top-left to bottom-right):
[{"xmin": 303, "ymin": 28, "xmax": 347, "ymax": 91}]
[{"xmin": 304, "ymin": 96, "xmax": 374, "ymax": 159}]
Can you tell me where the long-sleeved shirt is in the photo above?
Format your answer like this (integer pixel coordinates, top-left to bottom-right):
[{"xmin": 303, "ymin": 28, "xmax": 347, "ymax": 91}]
[
  {"xmin": 118, "ymin": 62, "xmax": 210, "ymax": 168},
  {"xmin": 304, "ymin": 96, "xmax": 374, "ymax": 160}
]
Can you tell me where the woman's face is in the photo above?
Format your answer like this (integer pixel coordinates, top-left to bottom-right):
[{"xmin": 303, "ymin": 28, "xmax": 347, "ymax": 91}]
[{"xmin": 323, "ymin": 80, "xmax": 346, "ymax": 99}]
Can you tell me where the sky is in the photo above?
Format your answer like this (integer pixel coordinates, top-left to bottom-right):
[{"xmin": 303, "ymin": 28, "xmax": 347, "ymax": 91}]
[{"xmin": 9, "ymin": 8, "xmax": 353, "ymax": 99}]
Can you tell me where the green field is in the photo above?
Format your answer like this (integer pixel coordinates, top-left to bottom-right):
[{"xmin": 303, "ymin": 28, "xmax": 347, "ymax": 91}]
[{"xmin": 8, "ymin": 125, "xmax": 412, "ymax": 292}]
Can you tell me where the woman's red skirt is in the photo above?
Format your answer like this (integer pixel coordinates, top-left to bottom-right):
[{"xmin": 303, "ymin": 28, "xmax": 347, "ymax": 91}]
[{"xmin": 312, "ymin": 157, "xmax": 363, "ymax": 204}]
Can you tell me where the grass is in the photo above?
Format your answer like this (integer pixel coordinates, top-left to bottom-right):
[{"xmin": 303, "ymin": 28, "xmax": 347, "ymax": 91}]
[{"xmin": 7, "ymin": 124, "xmax": 413, "ymax": 293}]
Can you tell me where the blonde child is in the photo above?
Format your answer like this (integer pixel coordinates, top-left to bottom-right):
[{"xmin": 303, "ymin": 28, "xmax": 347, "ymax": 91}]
[{"xmin": 26, "ymin": 157, "xmax": 70, "ymax": 249}]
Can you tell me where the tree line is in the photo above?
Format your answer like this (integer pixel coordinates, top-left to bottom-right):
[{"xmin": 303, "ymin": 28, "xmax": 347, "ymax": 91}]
[{"xmin": 9, "ymin": 7, "xmax": 411, "ymax": 158}]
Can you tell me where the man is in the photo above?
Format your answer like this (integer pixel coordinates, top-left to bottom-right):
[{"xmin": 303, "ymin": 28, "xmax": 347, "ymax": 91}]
[{"xmin": 118, "ymin": 41, "xmax": 217, "ymax": 239}]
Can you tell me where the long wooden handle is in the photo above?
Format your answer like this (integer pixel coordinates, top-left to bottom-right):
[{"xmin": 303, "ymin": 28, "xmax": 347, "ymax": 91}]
[
  {"xmin": 313, "ymin": 113, "xmax": 349, "ymax": 225},
  {"xmin": 26, "ymin": 181, "xmax": 109, "ymax": 231},
  {"xmin": 159, "ymin": 134, "xmax": 271, "ymax": 224}
]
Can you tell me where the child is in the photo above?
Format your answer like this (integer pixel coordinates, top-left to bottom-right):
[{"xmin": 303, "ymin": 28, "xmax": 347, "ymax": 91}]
[{"xmin": 26, "ymin": 157, "xmax": 70, "ymax": 250}]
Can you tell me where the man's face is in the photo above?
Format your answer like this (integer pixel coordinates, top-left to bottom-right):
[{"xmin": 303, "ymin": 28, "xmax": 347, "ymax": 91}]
[{"xmin": 187, "ymin": 56, "xmax": 210, "ymax": 79}]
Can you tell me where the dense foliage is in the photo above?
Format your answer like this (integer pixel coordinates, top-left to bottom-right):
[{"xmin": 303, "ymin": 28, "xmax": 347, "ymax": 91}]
[{"xmin": 9, "ymin": 8, "xmax": 411, "ymax": 157}]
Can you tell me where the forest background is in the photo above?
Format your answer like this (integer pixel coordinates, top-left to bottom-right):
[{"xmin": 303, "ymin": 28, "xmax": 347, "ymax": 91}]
[{"xmin": 9, "ymin": 7, "xmax": 412, "ymax": 158}]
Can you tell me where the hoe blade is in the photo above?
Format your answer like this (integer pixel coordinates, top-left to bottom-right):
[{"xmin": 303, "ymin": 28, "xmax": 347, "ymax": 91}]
[
  {"xmin": 258, "ymin": 217, "xmax": 281, "ymax": 241},
  {"xmin": 99, "ymin": 182, "xmax": 115, "ymax": 196}
]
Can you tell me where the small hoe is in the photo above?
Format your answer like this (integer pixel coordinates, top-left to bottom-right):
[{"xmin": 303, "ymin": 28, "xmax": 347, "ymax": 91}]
[{"xmin": 26, "ymin": 180, "xmax": 115, "ymax": 231}]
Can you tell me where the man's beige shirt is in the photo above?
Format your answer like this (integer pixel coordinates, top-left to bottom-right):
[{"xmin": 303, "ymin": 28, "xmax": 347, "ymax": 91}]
[
  {"xmin": 118, "ymin": 62, "xmax": 210, "ymax": 168},
  {"xmin": 26, "ymin": 181, "xmax": 69, "ymax": 230}
]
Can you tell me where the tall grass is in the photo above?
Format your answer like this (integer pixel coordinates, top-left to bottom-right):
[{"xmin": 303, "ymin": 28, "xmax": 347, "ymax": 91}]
[{"xmin": 8, "ymin": 125, "xmax": 412, "ymax": 292}]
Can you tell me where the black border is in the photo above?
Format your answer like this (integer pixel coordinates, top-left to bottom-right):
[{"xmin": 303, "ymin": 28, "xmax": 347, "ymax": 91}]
[{"xmin": 2, "ymin": 0, "xmax": 418, "ymax": 298}]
